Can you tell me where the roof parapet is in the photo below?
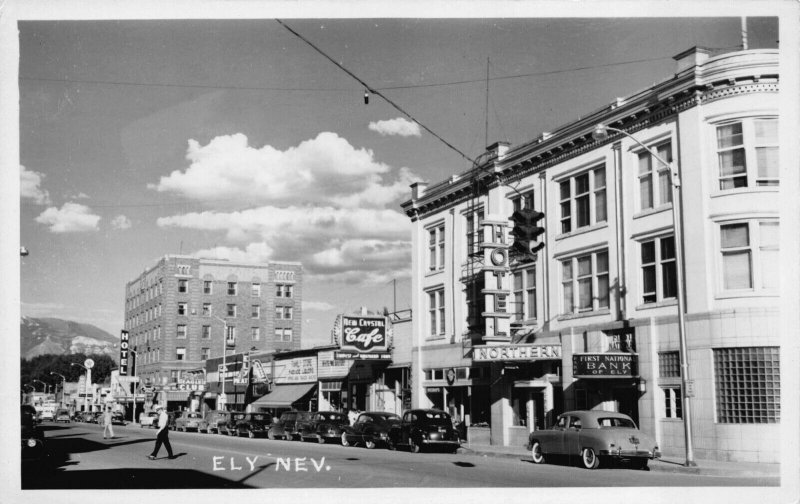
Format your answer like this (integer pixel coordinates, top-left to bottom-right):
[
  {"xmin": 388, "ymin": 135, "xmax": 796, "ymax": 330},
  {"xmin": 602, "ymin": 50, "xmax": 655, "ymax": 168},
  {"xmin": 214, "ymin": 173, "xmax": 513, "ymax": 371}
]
[{"xmin": 673, "ymin": 46, "xmax": 712, "ymax": 74}]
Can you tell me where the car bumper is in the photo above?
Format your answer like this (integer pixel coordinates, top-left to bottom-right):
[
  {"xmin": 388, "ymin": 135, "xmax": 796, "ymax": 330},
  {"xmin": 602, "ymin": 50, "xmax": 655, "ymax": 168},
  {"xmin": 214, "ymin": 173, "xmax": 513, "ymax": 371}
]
[
  {"xmin": 421, "ymin": 439, "xmax": 460, "ymax": 447},
  {"xmin": 599, "ymin": 449, "xmax": 661, "ymax": 459}
]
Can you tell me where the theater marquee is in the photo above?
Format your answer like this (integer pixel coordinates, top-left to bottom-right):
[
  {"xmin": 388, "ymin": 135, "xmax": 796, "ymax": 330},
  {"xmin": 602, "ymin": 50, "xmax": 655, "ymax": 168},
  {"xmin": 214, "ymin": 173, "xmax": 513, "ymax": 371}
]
[{"xmin": 472, "ymin": 344, "xmax": 562, "ymax": 362}]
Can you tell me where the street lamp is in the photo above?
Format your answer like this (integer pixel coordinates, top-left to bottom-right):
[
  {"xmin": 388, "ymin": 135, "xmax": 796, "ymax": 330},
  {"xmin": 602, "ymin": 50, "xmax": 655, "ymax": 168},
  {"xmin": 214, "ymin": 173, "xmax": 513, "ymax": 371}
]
[
  {"xmin": 71, "ymin": 362, "xmax": 90, "ymax": 412},
  {"xmin": 210, "ymin": 314, "xmax": 235, "ymax": 410},
  {"xmin": 592, "ymin": 123, "xmax": 696, "ymax": 467},
  {"xmin": 50, "ymin": 372, "xmax": 66, "ymax": 408},
  {"xmin": 32, "ymin": 379, "xmax": 49, "ymax": 394}
]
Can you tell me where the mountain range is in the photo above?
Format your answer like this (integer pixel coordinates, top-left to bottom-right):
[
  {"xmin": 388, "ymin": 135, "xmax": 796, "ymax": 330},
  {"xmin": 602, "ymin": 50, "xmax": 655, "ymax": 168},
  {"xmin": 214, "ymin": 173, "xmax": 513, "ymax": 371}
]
[{"xmin": 20, "ymin": 317, "xmax": 119, "ymax": 360}]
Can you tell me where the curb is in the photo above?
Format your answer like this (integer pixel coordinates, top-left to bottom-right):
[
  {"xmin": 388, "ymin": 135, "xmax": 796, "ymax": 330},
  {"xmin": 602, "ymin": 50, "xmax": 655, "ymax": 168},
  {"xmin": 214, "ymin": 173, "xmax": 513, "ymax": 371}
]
[{"xmin": 458, "ymin": 447, "xmax": 779, "ymax": 479}]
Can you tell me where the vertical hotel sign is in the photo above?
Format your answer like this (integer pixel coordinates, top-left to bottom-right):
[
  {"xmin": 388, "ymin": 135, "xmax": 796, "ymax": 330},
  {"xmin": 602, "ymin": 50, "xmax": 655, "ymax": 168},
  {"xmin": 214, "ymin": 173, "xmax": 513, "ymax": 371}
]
[{"xmin": 119, "ymin": 330, "xmax": 130, "ymax": 376}]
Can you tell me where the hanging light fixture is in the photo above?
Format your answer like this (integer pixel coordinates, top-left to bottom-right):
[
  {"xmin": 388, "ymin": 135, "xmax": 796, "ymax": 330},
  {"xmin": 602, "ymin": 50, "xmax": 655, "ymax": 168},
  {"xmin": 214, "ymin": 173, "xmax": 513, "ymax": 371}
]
[{"xmin": 364, "ymin": 89, "xmax": 370, "ymax": 105}]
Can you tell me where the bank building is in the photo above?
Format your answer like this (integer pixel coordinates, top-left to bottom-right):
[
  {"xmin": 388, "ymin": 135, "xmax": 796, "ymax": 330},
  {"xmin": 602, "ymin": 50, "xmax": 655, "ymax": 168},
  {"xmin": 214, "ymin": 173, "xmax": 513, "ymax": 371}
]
[{"xmin": 401, "ymin": 47, "xmax": 781, "ymax": 463}]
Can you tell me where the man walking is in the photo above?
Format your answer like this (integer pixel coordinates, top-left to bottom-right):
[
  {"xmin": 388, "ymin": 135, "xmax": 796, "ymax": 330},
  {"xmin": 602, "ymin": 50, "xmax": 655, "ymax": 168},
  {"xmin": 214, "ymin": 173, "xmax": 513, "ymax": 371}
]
[
  {"xmin": 147, "ymin": 405, "xmax": 174, "ymax": 460},
  {"xmin": 102, "ymin": 407, "xmax": 115, "ymax": 439}
]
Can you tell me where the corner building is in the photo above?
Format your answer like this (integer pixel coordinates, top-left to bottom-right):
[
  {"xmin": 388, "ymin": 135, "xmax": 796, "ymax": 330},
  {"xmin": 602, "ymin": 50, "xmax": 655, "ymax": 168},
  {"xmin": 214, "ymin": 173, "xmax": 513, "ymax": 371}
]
[
  {"xmin": 402, "ymin": 47, "xmax": 780, "ymax": 462},
  {"xmin": 124, "ymin": 255, "xmax": 302, "ymax": 410}
]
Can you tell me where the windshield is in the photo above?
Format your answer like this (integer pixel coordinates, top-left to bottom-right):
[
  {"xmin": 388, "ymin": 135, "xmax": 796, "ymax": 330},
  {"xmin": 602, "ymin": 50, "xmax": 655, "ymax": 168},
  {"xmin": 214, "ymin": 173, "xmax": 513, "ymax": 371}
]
[
  {"xmin": 188, "ymin": 413, "xmax": 202, "ymax": 419},
  {"xmin": 319, "ymin": 412, "xmax": 346, "ymax": 422},
  {"xmin": 251, "ymin": 414, "xmax": 269, "ymax": 422},
  {"xmin": 598, "ymin": 417, "xmax": 637, "ymax": 429},
  {"xmin": 422, "ymin": 411, "xmax": 451, "ymax": 426},
  {"xmin": 380, "ymin": 414, "xmax": 401, "ymax": 423}
]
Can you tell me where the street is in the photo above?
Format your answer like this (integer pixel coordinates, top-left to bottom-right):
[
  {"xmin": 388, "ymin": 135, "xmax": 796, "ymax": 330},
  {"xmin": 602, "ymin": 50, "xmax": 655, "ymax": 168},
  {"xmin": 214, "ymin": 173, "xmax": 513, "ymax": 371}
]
[{"xmin": 23, "ymin": 421, "xmax": 778, "ymax": 489}]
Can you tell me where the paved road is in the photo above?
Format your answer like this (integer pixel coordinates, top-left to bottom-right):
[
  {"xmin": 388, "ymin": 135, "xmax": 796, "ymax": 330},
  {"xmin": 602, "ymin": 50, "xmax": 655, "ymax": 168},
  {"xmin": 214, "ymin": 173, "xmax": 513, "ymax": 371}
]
[{"xmin": 23, "ymin": 422, "xmax": 778, "ymax": 489}]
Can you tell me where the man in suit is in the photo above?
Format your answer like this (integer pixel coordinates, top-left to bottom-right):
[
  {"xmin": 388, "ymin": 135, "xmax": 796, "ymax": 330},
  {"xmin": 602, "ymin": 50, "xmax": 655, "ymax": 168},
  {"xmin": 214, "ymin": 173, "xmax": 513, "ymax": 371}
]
[{"xmin": 147, "ymin": 405, "xmax": 174, "ymax": 460}]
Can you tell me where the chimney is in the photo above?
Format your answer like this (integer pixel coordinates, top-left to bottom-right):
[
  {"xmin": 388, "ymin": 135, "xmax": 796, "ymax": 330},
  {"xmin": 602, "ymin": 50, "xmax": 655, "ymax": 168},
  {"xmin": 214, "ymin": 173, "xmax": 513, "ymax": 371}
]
[
  {"xmin": 487, "ymin": 141, "xmax": 511, "ymax": 161},
  {"xmin": 673, "ymin": 46, "xmax": 711, "ymax": 74},
  {"xmin": 410, "ymin": 181, "xmax": 429, "ymax": 200}
]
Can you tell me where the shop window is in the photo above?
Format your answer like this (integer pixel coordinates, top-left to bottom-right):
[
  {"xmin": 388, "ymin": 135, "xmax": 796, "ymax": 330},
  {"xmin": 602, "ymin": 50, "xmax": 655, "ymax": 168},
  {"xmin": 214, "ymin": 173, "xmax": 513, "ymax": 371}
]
[
  {"xmin": 715, "ymin": 118, "xmax": 778, "ymax": 190},
  {"xmin": 714, "ymin": 346, "xmax": 780, "ymax": 423}
]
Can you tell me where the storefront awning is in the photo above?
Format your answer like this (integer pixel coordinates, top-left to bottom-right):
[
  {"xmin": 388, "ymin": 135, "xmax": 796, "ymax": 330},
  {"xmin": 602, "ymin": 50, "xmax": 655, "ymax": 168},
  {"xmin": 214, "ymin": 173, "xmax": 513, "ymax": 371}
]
[
  {"xmin": 251, "ymin": 383, "xmax": 316, "ymax": 408},
  {"xmin": 160, "ymin": 390, "xmax": 192, "ymax": 402}
]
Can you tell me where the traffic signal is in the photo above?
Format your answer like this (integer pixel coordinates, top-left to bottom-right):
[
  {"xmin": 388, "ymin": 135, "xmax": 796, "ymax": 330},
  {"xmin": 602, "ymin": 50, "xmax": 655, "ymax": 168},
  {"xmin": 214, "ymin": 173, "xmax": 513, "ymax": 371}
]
[{"xmin": 509, "ymin": 208, "xmax": 545, "ymax": 259}]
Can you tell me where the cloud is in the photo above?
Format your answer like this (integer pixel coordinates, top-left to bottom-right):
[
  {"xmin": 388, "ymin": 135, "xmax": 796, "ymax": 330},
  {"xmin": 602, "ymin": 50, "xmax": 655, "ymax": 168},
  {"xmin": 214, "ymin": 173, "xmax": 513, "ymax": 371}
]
[
  {"xmin": 35, "ymin": 202, "xmax": 101, "ymax": 233},
  {"xmin": 20, "ymin": 165, "xmax": 51, "ymax": 205},
  {"xmin": 303, "ymin": 301, "xmax": 335, "ymax": 312},
  {"xmin": 191, "ymin": 242, "xmax": 274, "ymax": 263},
  {"xmin": 149, "ymin": 132, "xmax": 418, "ymax": 209},
  {"xmin": 111, "ymin": 215, "xmax": 132, "ymax": 230},
  {"xmin": 368, "ymin": 117, "xmax": 422, "ymax": 137}
]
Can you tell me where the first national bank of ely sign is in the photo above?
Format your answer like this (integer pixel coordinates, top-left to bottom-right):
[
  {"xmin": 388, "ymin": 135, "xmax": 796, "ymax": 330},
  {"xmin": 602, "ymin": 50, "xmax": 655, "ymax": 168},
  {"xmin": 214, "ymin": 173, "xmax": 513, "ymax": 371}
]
[{"xmin": 572, "ymin": 353, "xmax": 637, "ymax": 377}]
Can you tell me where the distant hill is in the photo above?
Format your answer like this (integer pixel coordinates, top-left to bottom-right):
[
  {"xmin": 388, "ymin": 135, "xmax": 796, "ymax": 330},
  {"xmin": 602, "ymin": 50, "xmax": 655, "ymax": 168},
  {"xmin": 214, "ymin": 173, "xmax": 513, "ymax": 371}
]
[{"xmin": 20, "ymin": 317, "xmax": 119, "ymax": 360}]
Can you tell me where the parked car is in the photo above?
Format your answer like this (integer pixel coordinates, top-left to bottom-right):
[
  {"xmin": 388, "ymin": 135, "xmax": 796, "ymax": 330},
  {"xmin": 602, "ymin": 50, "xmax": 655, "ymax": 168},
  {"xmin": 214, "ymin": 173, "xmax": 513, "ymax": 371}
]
[
  {"xmin": 388, "ymin": 409, "xmax": 460, "ymax": 454},
  {"xmin": 341, "ymin": 411, "xmax": 401, "ymax": 449},
  {"xmin": 299, "ymin": 411, "xmax": 350, "ymax": 444},
  {"xmin": 223, "ymin": 412, "xmax": 247, "ymax": 436},
  {"xmin": 233, "ymin": 413, "xmax": 273, "ymax": 438},
  {"xmin": 527, "ymin": 410, "xmax": 661, "ymax": 470},
  {"xmin": 139, "ymin": 411, "xmax": 159, "ymax": 428},
  {"xmin": 267, "ymin": 410, "xmax": 313, "ymax": 440},
  {"xmin": 175, "ymin": 411, "xmax": 207, "ymax": 432},
  {"xmin": 166, "ymin": 410, "xmax": 180, "ymax": 430},
  {"xmin": 54, "ymin": 409, "xmax": 71, "ymax": 423},
  {"xmin": 204, "ymin": 410, "xmax": 231, "ymax": 434},
  {"xmin": 40, "ymin": 409, "xmax": 54, "ymax": 422},
  {"xmin": 92, "ymin": 411, "xmax": 103, "ymax": 424},
  {"xmin": 79, "ymin": 411, "xmax": 95, "ymax": 423},
  {"xmin": 111, "ymin": 412, "xmax": 127, "ymax": 426},
  {"xmin": 21, "ymin": 405, "xmax": 45, "ymax": 461}
]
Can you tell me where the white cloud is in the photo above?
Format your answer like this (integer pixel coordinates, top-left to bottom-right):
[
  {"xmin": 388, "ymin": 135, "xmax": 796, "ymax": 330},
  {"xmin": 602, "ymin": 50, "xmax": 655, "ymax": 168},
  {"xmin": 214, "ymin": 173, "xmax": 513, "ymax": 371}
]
[
  {"xmin": 368, "ymin": 117, "xmax": 422, "ymax": 137},
  {"xmin": 191, "ymin": 242, "xmax": 274, "ymax": 263},
  {"xmin": 35, "ymin": 202, "xmax": 101, "ymax": 233},
  {"xmin": 303, "ymin": 301, "xmax": 335, "ymax": 312},
  {"xmin": 149, "ymin": 132, "xmax": 417, "ymax": 209},
  {"xmin": 111, "ymin": 215, "xmax": 132, "ymax": 230},
  {"xmin": 20, "ymin": 165, "xmax": 51, "ymax": 205}
]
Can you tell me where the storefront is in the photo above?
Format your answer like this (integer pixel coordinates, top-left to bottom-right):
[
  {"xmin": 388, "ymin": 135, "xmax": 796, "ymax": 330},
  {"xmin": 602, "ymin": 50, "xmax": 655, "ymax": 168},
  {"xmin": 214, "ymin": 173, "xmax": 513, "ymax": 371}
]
[
  {"xmin": 252, "ymin": 351, "xmax": 318, "ymax": 413},
  {"xmin": 571, "ymin": 352, "xmax": 642, "ymax": 425}
]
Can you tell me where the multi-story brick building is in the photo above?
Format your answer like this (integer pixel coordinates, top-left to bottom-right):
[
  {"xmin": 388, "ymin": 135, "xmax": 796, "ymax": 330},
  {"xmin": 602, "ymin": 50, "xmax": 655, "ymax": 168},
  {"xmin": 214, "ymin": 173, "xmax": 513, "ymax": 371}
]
[
  {"xmin": 402, "ymin": 47, "xmax": 781, "ymax": 462},
  {"xmin": 124, "ymin": 255, "xmax": 302, "ymax": 410}
]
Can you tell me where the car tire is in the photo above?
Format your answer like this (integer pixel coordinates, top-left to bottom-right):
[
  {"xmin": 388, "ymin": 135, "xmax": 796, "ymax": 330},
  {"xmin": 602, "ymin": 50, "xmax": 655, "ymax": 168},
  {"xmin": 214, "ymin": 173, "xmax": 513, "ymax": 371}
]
[
  {"xmin": 582, "ymin": 448, "xmax": 600, "ymax": 469},
  {"xmin": 409, "ymin": 437, "xmax": 421, "ymax": 454},
  {"xmin": 317, "ymin": 435, "xmax": 325, "ymax": 444},
  {"xmin": 387, "ymin": 438, "xmax": 396, "ymax": 451},
  {"xmin": 365, "ymin": 439, "xmax": 376, "ymax": 450},
  {"xmin": 530, "ymin": 441, "xmax": 545, "ymax": 464},
  {"xmin": 248, "ymin": 430, "xmax": 255, "ymax": 439},
  {"xmin": 341, "ymin": 433, "xmax": 350, "ymax": 447}
]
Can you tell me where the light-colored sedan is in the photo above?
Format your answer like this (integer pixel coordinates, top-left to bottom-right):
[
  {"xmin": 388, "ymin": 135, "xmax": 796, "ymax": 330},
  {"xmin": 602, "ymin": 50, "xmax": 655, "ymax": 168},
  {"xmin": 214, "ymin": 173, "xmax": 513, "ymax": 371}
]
[
  {"xmin": 175, "ymin": 411, "xmax": 207, "ymax": 432},
  {"xmin": 527, "ymin": 410, "xmax": 660, "ymax": 470},
  {"xmin": 139, "ymin": 411, "xmax": 159, "ymax": 428}
]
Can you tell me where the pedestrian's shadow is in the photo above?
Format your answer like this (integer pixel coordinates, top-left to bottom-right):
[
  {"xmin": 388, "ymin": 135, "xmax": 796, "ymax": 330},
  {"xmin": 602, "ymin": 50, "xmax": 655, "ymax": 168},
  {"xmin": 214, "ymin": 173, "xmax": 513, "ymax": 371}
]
[{"xmin": 151, "ymin": 452, "xmax": 187, "ymax": 460}]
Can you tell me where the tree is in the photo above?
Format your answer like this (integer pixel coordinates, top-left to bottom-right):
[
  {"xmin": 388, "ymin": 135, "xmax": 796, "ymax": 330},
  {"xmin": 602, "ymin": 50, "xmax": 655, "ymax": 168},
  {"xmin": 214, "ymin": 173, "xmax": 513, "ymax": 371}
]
[{"xmin": 21, "ymin": 353, "xmax": 117, "ymax": 389}]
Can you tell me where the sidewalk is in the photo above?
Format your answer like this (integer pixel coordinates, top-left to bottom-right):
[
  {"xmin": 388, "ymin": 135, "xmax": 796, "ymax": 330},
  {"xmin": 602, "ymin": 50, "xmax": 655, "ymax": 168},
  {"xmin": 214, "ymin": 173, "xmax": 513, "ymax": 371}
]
[{"xmin": 458, "ymin": 443, "xmax": 780, "ymax": 478}]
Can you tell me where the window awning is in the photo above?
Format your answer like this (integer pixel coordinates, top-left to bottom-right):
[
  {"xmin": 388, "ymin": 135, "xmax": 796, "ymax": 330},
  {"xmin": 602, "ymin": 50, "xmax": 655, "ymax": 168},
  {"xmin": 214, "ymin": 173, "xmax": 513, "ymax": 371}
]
[{"xmin": 251, "ymin": 383, "xmax": 316, "ymax": 408}]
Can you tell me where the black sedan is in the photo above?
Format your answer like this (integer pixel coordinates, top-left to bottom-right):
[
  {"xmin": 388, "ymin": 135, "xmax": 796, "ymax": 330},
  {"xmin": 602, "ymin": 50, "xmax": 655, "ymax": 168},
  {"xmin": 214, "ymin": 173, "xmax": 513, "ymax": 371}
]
[
  {"xmin": 299, "ymin": 411, "xmax": 350, "ymax": 444},
  {"xmin": 21, "ymin": 405, "xmax": 46, "ymax": 461},
  {"xmin": 388, "ymin": 409, "xmax": 460, "ymax": 454},
  {"xmin": 223, "ymin": 412, "xmax": 247, "ymax": 436},
  {"xmin": 233, "ymin": 413, "xmax": 273, "ymax": 438},
  {"xmin": 341, "ymin": 412, "xmax": 401, "ymax": 449}
]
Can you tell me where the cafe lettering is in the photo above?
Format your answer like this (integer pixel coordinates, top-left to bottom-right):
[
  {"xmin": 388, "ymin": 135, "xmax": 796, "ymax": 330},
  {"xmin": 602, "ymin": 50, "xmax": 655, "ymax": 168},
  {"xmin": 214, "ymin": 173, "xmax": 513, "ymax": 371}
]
[{"xmin": 573, "ymin": 353, "xmax": 638, "ymax": 377}]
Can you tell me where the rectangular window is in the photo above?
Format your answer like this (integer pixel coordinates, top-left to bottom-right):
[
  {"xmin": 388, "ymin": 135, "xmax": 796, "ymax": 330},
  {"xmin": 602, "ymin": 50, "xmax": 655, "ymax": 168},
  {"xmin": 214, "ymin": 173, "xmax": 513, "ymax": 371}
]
[
  {"xmin": 428, "ymin": 225, "xmax": 445, "ymax": 271},
  {"xmin": 640, "ymin": 236, "xmax": 677, "ymax": 304},
  {"xmin": 226, "ymin": 304, "xmax": 237, "ymax": 317},
  {"xmin": 719, "ymin": 220, "xmax": 780, "ymax": 293},
  {"xmin": 251, "ymin": 327, "xmax": 261, "ymax": 341},
  {"xmin": 201, "ymin": 348, "xmax": 210, "ymax": 360},
  {"xmin": 511, "ymin": 191, "xmax": 534, "ymax": 214},
  {"xmin": 251, "ymin": 283, "xmax": 261, "ymax": 297},
  {"xmin": 561, "ymin": 249, "xmax": 610, "ymax": 315},
  {"xmin": 716, "ymin": 118, "xmax": 778, "ymax": 190},
  {"xmin": 559, "ymin": 165, "xmax": 607, "ymax": 233},
  {"xmin": 658, "ymin": 351, "xmax": 681, "ymax": 378},
  {"xmin": 283, "ymin": 306, "xmax": 293, "ymax": 320},
  {"xmin": 178, "ymin": 279, "xmax": 188, "ymax": 293},
  {"xmin": 225, "ymin": 325, "xmax": 236, "ymax": 345},
  {"xmin": 203, "ymin": 280, "xmax": 213, "ymax": 294},
  {"xmin": 512, "ymin": 267, "xmax": 537, "ymax": 321},
  {"xmin": 466, "ymin": 209, "xmax": 484, "ymax": 257},
  {"xmin": 276, "ymin": 284, "xmax": 294, "ymax": 298},
  {"xmin": 275, "ymin": 307, "xmax": 283, "ymax": 320},
  {"xmin": 714, "ymin": 347, "xmax": 780, "ymax": 423},
  {"xmin": 663, "ymin": 386, "xmax": 683, "ymax": 419},
  {"xmin": 227, "ymin": 282, "xmax": 237, "ymax": 295},
  {"xmin": 251, "ymin": 305, "xmax": 260, "ymax": 318},
  {"xmin": 177, "ymin": 302, "xmax": 188, "ymax": 316},
  {"xmin": 275, "ymin": 328, "xmax": 293, "ymax": 342},
  {"xmin": 428, "ymin": 288, "xmax": 446, "ymax": 337},
  {"xmin": 202, "ymin": 325, "xmax": 211, "ymax": 339},
  {"xmin": 176, "ymin": 324, "xmax": 187, "ymax": 339},
  {"xmin": 638, "ymin": 141, "xmax": 673, "ymax": 210},
  {"xmin": 202, "ymin": 303, "xmax": 211, "ymax": 316},
  {"xmin": 176, "ymin": 347, "xmax": 185, "ymax": 361}
]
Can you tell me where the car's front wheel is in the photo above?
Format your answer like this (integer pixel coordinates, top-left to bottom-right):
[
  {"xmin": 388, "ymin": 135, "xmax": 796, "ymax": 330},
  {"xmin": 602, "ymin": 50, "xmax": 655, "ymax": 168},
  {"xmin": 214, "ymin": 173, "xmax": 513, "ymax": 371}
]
[
  {"xmin": 582, "ymin": 448, "xmax": 600, "ymax": 469},
  {"xmin": 341, "ymin": 433, "xmax": 350, "ymax": 447},
  {"xmin": 317, "ymin": 434, "xmax": 326, "ymax": 444},
  {"xmin": 530, "ymin": 441, "xmax": 545, "ymax": 464},
  {"xmin": 365, "ymin": 439, "xmax": 376, "ymax": 449},
  {"xmin": 409, "ymin": 437, "xmax": 421, "ymax": 454}
]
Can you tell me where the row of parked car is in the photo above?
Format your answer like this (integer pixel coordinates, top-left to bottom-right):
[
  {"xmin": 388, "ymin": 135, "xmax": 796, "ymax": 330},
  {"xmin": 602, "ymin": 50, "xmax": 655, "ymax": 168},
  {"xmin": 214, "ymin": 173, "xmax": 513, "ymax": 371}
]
[{"xmin": 137, "ymin": 408, "xmax": 461, "ymax": 453}]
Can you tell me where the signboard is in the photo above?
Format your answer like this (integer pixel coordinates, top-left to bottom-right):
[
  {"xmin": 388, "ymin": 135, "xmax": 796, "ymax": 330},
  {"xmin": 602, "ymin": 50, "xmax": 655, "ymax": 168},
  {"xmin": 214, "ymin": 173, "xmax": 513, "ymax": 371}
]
[
  {"xmin": 331, "ymin": 314, "xmax": 393, "ymax": 360},
  {"xmin": 273, "ymin": 356, "xmax": 317, "ymax": 384},
  {"xmin": 318, "ymin": 351, "xmax": 353, "ymax": 378},
  {"xmin": 685, "ymin": 380, "xmax": 695, "ymax": 398},
  {"xmin": 573, "ymin": 353, "xmax": 638, "ymax": 377},
  {"xmin": 472, "ymin": 344, "xmax": 562, "ymax": 362},
  {"xmin": 334, "ymin": 351, "xmax": 392, "ymax": 360},
  {"xmin": 119, "ymin": 330, "xmax": 130, "ymax": 376}
]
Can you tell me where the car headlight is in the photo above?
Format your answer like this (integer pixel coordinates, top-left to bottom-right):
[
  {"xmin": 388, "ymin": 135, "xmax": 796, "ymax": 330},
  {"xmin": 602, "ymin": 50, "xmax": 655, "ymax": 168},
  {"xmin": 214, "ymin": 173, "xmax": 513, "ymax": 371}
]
[{"xmin": 26, "ymin": 439, "xmax": 38, "ymax": 448}]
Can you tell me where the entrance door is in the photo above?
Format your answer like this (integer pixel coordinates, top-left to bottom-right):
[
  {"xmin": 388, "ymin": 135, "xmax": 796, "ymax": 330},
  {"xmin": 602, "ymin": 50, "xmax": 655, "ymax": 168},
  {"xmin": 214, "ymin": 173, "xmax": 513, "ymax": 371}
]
[{"xmin": 613, "ymin": 387, "xmax": 639, "ymax": 426}]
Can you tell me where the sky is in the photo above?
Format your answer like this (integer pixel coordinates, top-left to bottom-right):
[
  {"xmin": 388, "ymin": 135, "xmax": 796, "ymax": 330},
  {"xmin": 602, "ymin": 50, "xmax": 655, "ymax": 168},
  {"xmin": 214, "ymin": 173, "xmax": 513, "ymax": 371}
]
[{"xmin": 12, "ymin": 8, "xmax": 781, "ymax": 349}]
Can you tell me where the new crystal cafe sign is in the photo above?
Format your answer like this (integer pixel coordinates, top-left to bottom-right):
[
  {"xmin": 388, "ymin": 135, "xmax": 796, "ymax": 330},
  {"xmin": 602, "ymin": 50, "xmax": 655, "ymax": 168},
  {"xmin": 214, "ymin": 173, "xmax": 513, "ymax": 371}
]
[
  {"xmin": 332, "ymin": 314, "xmax": 392, "ymax": 360},
  {"xmin": 573, "ymin": 353, "xmax": 638, "ymax": 377}
]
